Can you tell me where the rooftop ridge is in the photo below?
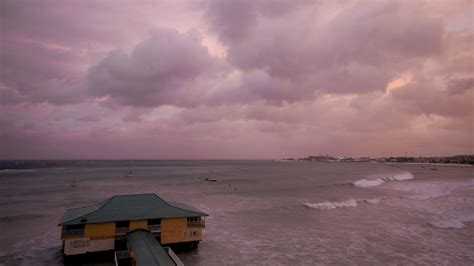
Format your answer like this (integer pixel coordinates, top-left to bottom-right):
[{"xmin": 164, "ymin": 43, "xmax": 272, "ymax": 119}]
[
  {"xmin": 165, "ymin": 199, "xmax": 209, "ymax": 216},
  {"xmin": 59, "ymin": 195, "xmax": 116, "ymax": 225},
  {"xmin": 63, "ymin": 202, "xmax": 101, "ymax": 211},
  {"xmin": 154, "ymin": 193, "xmax": 175, "ymax": 207},
  {"xmin": 67, "ymin": 195, "xmax": 116, "ymax": 210}
]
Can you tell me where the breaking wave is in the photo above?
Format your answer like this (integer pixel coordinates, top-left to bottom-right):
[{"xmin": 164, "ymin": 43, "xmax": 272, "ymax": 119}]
[
  {"xmin": 303, "ymin": 198, "xmax": 383, "ymax": 210},
  {"xmin": 303, "ymin": 199, "xmax": 358, "ymax": 210},
  {"xmin": 353, "ymin": 172, "xmax": 414, "ymax": 188}
]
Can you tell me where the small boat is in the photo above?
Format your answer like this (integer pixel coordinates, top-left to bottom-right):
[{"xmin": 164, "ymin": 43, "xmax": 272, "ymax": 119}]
[
  {"xmin": 204, "ymin": 169, "xmax": 217, "ymax": 182},
  {"xmin": 126, "ymin": 160, "xmax": 133, "ymax": 177}
]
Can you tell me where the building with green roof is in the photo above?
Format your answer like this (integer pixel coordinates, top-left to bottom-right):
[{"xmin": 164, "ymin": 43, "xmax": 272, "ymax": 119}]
[{"xmin": 59, "ymin": 193, "xmax": 207, "ymax": 264}]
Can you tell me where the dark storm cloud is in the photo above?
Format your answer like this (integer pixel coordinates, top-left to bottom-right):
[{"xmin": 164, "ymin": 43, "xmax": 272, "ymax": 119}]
[
  {"xmin": 448, "ymin": 78, "xmax": 474, "ymax": 94},
  {"xmin": 202, "ymin": 0, "xmax": 444, "ymax": 102},
  {"xmin": 0, "ymin": 0, "xmax": 142, "ymax": 47},
  {"xmin": 0, "ymin": 38, "xmax": 86, "ymax": 105},
  {"xmin": 0, "ymin": 0, "xmax": 196, "ymax": 105},
  {"xmin": 88, "ymin": 28, "xmax": 228, "ymax": 107},
  {"xmin": 201, "ymin": 0, "xmax": 310, "ymax": 44}
]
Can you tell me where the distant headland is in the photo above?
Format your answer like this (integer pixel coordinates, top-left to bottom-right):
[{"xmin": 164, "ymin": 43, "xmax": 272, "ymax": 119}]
[{"xmin": 280, "ymin": 154, "xmax": 474, "ymax": 165}]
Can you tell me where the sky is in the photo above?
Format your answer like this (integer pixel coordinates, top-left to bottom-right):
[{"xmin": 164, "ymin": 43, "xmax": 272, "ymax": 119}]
[{"xmin": 0, "ymin": 0, "xmax": 473, "ymax": 159}]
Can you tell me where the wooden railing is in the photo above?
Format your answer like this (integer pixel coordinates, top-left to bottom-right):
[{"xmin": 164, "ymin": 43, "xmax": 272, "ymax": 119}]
[
  {"xmin": 62, "ymin": 229, "xmax": 85, "ymax": 237},
  {"xmin": 114, "ymin": 251, "xmax": 129, "ymax": 266},
  {"xmin": 115, "ymin": 227, "xmax": 129, "ymax": 234},
  {"xmin": 187, "ymin": 221, "xmax": 205, "ymax": 227},
  {"xmin": 147, "ymin": 224, "xmax": 161, "ymax": 231},
  {"xmin": 116, "ymin": 250, "xmax": 129, "ymax": 259}
]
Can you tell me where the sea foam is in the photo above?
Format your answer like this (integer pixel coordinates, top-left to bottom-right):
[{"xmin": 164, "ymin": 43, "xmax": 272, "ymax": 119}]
[
  {"xmin": 404, "ymin": 179, "xmax": 474, "ymax": 200},
  {"xmin": 303, "ymin": 199, "xmax": 358, "ymax": 210},
  {"xmin": 429, "ymin": 213, "xmax": 474, "ymax": 229},
  {"xmin": 353, "ymin": 172, "xmax": 414, "ymax": 188}
]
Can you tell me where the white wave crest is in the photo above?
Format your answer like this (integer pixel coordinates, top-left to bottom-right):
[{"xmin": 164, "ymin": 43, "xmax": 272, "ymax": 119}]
[
  {"xmin": 429, "ymin": 213, "xmax": 474, "ymax": 229},
  {"xmin": 303, "ymin": 198, "xmax": 384, "ymax": 210},
  {"xmin": 353, "ymin": 179, "xmax": 385, "ymax": 187},
  {"xmin": 353, "ymin": 172, "xmax": 414, "ymax": 188},
  {"xmin": 303, "ymin": 199, "xmax": 357, "ymax": 210}
]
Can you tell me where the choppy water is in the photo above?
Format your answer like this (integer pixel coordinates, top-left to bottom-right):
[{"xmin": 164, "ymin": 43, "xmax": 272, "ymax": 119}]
[{"xmin": 0, "ymin": 160, "xmax": 473, "ymax": 265}]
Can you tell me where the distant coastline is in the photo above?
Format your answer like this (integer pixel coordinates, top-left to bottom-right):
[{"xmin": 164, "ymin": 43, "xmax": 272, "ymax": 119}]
[
  {"xmin": 0, "ymin": 156, "xmax": 472, "ymax": 171},
  {"xmin": 279, "ymin": 154, "xmax": 474, "ymax": 165}
]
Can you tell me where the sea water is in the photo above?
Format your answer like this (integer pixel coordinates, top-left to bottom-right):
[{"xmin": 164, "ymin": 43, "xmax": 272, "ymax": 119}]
[{"xmin": 0, "ymin": 160, "xmax": 473, "ymax": 265}]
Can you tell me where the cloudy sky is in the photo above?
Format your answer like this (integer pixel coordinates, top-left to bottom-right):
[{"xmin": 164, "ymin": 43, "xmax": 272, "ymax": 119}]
[{"xmin": 1, "ymin": 0, "xmax": 472, "ymax": 159}]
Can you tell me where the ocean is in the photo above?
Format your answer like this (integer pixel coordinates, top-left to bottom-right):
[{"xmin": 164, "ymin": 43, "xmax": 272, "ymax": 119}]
[{"xmin": 0, "ymin": 160, "xmax": 473, "ymax": 265}]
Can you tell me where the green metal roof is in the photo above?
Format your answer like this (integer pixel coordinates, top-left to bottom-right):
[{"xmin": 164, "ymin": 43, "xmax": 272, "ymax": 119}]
[
  {"xmin": 59, "ymin": 193, "xmax": 208, "ymax": 226},
  {"xmin": 127, "ymin": 230, "xmax": 175, "ymax": 266}
]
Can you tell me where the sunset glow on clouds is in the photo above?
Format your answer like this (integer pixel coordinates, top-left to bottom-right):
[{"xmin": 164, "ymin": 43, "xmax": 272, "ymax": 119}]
[{"xmin": 1, "ymin": 0, "xmax": 473, "ymax": 159}]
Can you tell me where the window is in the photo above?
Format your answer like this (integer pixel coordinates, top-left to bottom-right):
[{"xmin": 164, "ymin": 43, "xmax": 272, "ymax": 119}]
[
  {"xmin": 70, "ymin": 240, "xmax": 89, "ymax": 248},
  {"xmin": 63, "ymin": 224, "xmax": 85, "ymax": 237},
  {"xmin": 187, "ymin": 217, "xmax": 200, "ymax": 222},
  {"xmin": 148, "ymin": 218, "xmax": 161, "ymax": 225},
  {"xmin": 187, "ymin": 217, "xmax": 204, "ymax": 227},
  {"xmin": 116, "ymin": 221, "xmax": 130, "ymax": 228},
  {"xmin": 184, "ymin": 231, "xmax": 200, "ymax": 237},
  {"xmin": 147, "ymin": 219, "xmax": 161, "ymax": 231},
  {"xmin": 115, "ymin": 221, "xmax": 130, "ymax": 233},
  {"xmin": 114, "ymin": 238, "xmax": 128, "ymax": 251},
  {"xmin": 64, "ymin": 224, "xmax": 85, "ymax": 231}
]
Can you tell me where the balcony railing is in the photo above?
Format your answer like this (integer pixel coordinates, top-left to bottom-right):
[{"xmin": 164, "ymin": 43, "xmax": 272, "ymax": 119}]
[
  {"xmin": 115, "ymin": 250, "xmax": 129, "ymax": 259},
  {"xmin": 62, "ymin": 229, "xmax": 85, "ymax": 237},
  {"xmin": 114, "ymin": 251, "xmax": 129, "ymax": 266},
  {"xmin": 115, "ymin": 227, "xmax": 129, "ymax": 234},
  {"xmin": 187, "ymin": 221, "xmax": 205, "ymax": 227},
  {"xmin": 147, "ymin": 224, "xmax": 161, "ymax": 231}
]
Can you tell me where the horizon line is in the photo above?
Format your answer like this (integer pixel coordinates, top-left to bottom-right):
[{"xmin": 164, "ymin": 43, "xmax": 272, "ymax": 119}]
[{"xmin": 1, "ymin": 154, "xmax": 473, "ymax": 161}]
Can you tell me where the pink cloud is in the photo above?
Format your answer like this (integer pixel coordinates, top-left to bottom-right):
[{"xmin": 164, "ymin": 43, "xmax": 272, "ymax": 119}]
[
  {"xmin": 88, "ymin": 27, "xmax": 229, "ymax": 107},
  {"xmin": 0, "ymin": 0, "xmax": 472, "ymax": 159}
]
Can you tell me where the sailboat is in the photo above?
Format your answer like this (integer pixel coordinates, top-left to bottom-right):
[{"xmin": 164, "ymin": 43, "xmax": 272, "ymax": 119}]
[
  {"xmin": 204, "ymin": 169, "xmax": 217, "ymax": 182},
  {"xmin": 126, "ymin": 160, "xmax": 133, "ymax": 177}
]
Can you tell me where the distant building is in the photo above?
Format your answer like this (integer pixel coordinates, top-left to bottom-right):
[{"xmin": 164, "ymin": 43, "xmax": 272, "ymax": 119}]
[
  {"xmin": 58, "ymin": 193, "xmax": 208, "ymax": 265},
  {"xmin": 303, "ymin": 155, "xmax": 336, "ymax": 162},
  {"xmin": 354, "ymin": 157, "xmax": 372, "ymax": 162}
]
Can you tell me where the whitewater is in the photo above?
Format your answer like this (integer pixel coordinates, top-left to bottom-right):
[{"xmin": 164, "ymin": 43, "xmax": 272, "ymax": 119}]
[
  {"xmin": 0, "ymin": 160, "xmax": 473, "ymax": 265},
  {"xmin": 353, "ymin": 171, "xmax": 414, "ymax": 187}
]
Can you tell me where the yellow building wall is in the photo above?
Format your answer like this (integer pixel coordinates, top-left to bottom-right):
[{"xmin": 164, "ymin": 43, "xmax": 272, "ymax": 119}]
[
  {"xmin": 84, "ymin": 222, "xmax": 116, "ymax": 238},
  {"xmin": 130, "ymin": 219, "xmax": 148, "ymax": 231},
  {"xmin": 63, "ymin": 217, "xmax": 203, "ymax": 244},
  {"xmin": 161, "ymin": 217, "xmax": 203, "ymax": 244}
]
